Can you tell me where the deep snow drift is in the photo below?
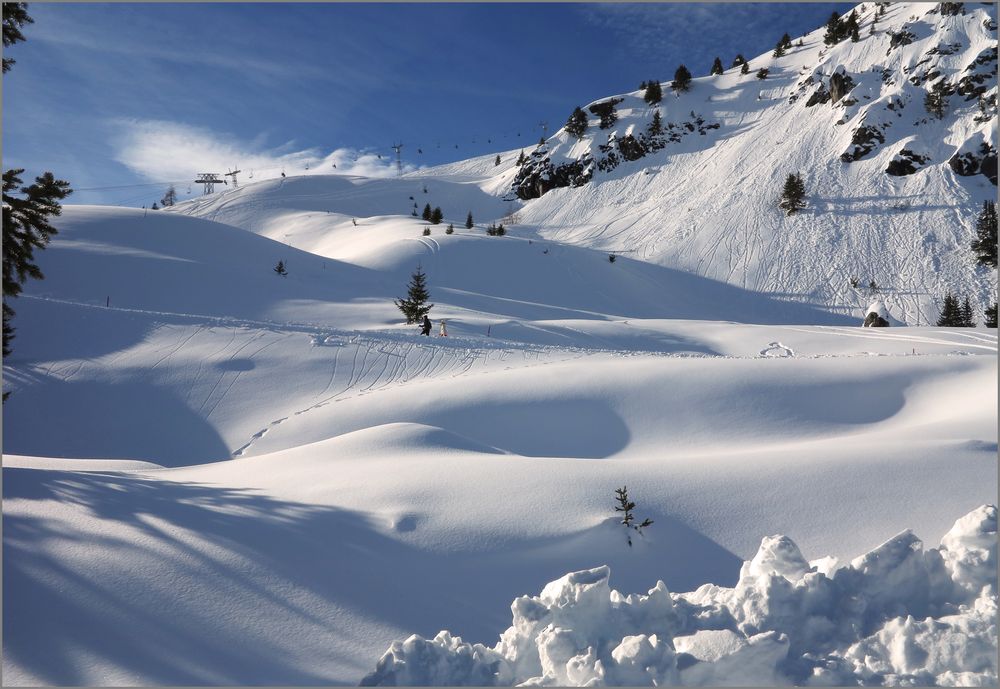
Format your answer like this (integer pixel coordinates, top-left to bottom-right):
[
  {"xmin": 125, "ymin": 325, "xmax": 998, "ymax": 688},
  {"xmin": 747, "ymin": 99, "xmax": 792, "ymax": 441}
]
[{"xmin": 363, "ymin": 505, "xmax": 998, "ymax": 687}]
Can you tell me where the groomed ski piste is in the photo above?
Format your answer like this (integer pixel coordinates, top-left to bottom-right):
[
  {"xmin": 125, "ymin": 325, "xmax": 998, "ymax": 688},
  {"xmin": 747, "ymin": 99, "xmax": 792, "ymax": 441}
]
[{"xmin": 3, "ymin": 2, "xmax": 997, "ymax": 686}]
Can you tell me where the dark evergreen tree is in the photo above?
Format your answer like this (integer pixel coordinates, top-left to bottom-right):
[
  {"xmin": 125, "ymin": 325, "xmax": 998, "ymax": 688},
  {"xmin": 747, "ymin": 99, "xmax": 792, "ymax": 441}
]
[
  {"xmin": 494, "ymin": 155, "xmax": 501, "ymax": 166},
  {"xmin": 710, "ymin": 57, "xmax": 724, "ymax": 75},
  {"xmin": 639, "ymin": 80, "xmax": 648, "ymax": 90},
  {"xmin": 773, "ymin": 39, "xmax": 786, "ymax": 58},
  {"xmin": 274, "ymin": 260, "xmax": 287, "ymax": 276},
  {"xmin": 516, "ymin": 150, "xmax": 526, "ymax": 166},
  {"xmin": 925, "ymin": 80, "xmax": 949, "ymax": 119},
  {"xmin": 422, "ymin": 203, "xmax": 432, "ymax": 221},
  {"xmin": 741, "ymin": 61, "xmax": 750, "ymax": 75},
  {"xmin": 671, "ymin": 64, "xmax": 692, "ymax": 92},
  {"xmin": 422, "ymin": 227, "xmax": 431, "ymax": 236},
  {"xmin": 465, "ymin": 211, "xmax": 474, "ymax": 229},
  {"xmin": 961, "ymin": 296, "xmax": 976, "ymax": 327},
  {"xmin": 731, "ymin": 54, "xmax": 746, "ymax": 68},
  {"xmin": 643, "ymin": 79, "xmax": 662, "ymax": 104},
  {"xmin": 823, "ymin": 11, "xmax": 843, "ymax": 45},
  {"xmin": 778, "ymin": 172, "xmax": 806, "ymax": 214},
  {"xmin": 3, "ymin": 168, "xmax": 72, "ymax": 357},
  {"xmin": 845, "ymin": 11, "xmax": 859, "ymax": 41},
  {"xmin": 151, "ymin": 201, "xmax": 159, "ymax": 210},
  {"xmin": 757, "ymin": 67, "xmax": 769, "ymax": 80},
  {"xmin": 589, "ymin": 98, "xmax": 622, "ymax": 129},
  {"xmin": 648, "ymin": 110, "xmax": 664, "ymax": 137},
  {"xmin": 2, "ymin": 3, "xmax": 32, "ymax": 74},
  {"xmin": 565, "ymin": 106, "xmax": 588, "ymax": 138},
  {"xmin": 161, "ymin": 184, "xmax": 177, "ymax": 207},
  {"xmin": 394, "ymin": 265, "xmax": 433, "ymax": 324},
  {"xmin": 937, "ymin": 292, "xmax": 961, "ymax": 326},
  {"xmin": 971, "ymin": 200, "xmax": 997, "ymax": 267},
  {"xmin": 780, "ymin": 32, "xmax": 793, "ymax": 50},
  {"xmin": 985, "ymin": 303, "xmax": 997, "ymax": 328},
  {"xmin": 850, "ymin": 23, "xmax": 861, "ymax": 42},
  {"xmin": 430, "ymin": 206, "xmax": 443, "ymax": 224},
  {"xmin": 614, "ymin": 486, "xmax": 653, "ymax": 547},
  {"xmin": 445, "ymin": 224, "xmax": 454, "ymax": 235}
]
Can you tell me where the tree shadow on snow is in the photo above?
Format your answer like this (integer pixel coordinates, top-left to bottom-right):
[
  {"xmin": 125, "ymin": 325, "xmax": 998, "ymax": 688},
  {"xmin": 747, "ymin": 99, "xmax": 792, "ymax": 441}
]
[{"xmin": 3, "ymin": 468, "xmax": 741, "ymax": 685}]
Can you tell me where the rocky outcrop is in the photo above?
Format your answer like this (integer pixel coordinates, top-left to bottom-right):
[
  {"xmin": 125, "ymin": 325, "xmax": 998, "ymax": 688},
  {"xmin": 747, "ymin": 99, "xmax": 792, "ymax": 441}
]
[
  {"xmin": 841, "ymin": 124, "xmax": 888, "ymax": 162},
  {"xmin": 948, "ymin": 142, "xmax": 998, "ymax": 185},
  {"xmin": 829, "ymin": 71, "xmax": 856, "ymax": 104},
  {"xmin": 886, "ymin": 149, "xmax": 931, "ymax": 176}
]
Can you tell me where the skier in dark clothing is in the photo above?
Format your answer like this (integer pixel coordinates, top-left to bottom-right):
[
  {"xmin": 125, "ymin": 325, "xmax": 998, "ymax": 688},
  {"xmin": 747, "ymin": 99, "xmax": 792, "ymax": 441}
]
[{"xmin": 420, "ymin": 315, "xmax": 432, "ymax": 336}]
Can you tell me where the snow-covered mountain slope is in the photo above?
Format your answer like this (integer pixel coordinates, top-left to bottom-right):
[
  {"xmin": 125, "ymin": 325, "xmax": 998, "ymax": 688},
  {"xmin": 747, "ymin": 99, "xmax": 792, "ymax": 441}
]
[{"xmin": 420, "ymin": 2, "xmax": 998, "ymax": 326}]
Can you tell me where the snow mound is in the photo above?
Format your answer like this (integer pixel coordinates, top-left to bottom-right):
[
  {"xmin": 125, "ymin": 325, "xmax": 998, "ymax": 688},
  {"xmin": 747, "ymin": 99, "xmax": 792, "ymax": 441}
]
[{"xmin": 362, "ymin": 505, "xmax": 997, "ymax": 686}]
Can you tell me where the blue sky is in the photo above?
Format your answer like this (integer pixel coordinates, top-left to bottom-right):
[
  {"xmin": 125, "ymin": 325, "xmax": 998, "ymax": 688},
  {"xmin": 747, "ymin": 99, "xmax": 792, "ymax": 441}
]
[{"xmin": 3, "ymin": 2, "xmax": 852, "ymax": 206}]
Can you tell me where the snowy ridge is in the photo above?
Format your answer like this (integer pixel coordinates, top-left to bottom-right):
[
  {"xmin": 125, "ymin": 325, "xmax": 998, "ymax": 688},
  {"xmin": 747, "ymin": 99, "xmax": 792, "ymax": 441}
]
[{"xmin": 363, "ymin": 505, "xmax": 998, "ymax": 687}]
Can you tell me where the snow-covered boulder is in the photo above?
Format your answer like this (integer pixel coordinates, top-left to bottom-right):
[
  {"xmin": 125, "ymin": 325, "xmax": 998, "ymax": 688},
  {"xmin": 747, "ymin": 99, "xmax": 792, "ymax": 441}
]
[{"xmin": 863, "ymin": 301, "xmax": 891, "ymax": 327}]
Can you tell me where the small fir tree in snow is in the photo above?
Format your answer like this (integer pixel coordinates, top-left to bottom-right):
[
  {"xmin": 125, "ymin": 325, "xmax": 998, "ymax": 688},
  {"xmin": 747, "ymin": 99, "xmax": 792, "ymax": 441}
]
[
  {"xmin": 648, "ymin": 110, "xmax": 664, "ymax": 137},
  {"xmin": 937, "ymin": 292, "xmax": 961, "ymax": 326},
  {"xmin": 151, "ymin": 201, "xmax": 159, "ymax": 210},
  {"xmin": 565, "ymin": 106, "xmax": 588, "ymax": 138},
  {"xmin": 431, "ymin": 206, "xmax": 443, "ymax": 224},
  {"xmin": 741, "ymin": 61, "xmax": 750, "ymax": 75},
  {"xmin": 710, "ymin": 57, "xmax": 724, "ymax": 75},
  {"xmin": 608, "ymin": 254, "xmax": 616, "ymax": 263},
  {"xmin": 779, "ymin": 172, "xmax": 806, "ymax": 214},
  {"xmin": 465, "ymin": 211, "xmax": 474, "ymax": 229},
  {"xmin": 445, "ymin": 224, "xmax": 454, "ymax": 235},
  {"xmin": 494, "ymin": 155, "xmax": 501, "ymax": 166},
  {"xmin": 516, "ymin": 150, "xmax": 526, "ymax": 166},
  {"xmin": 422, "ymin": 227, "xmax": 431, "ymax": 236},
  {"xmin": 274, "ymin": 260, "xmax": 287, "ymax": 276},
  {"xmin": 614, "ymin": 486, "xmax": 653, "ymax": 547},
  {"xmin": 422, "ymin": 203, "xmax": 432, "ymax": 221},
  {"xmin": 394, "ymin": 265, "xmax": 433, "ymax": 324},
  {"xmin": 824, "ymin": 11, "xmax": 844, "ymax": 45},
  {"xmin": 961, "ymin": 296, "xmax": 976, "ymax": 327},
  {"xmin": 971, "ymin": 200, "xmax": 997, "ymax": 267},
  {"xmin": 850, "ymin": 22, "xmax": 861, "ymax": 42},
  {"xmin": 161, "ymin": 184, "xmax": 177, "ymax": 207},
  {"xmin": 731, "ymin": 54, "xmax": 746, "ymax": 68},
  {"xmin": 671, "ymin": 64, "xmax": 692, "ymax": 92},
  {"xmin": 773, "ymin": 39, "xmax": 786, "ymax": 58},
  {"xmin": 925, "ymin": 80, "xmax": 949, "ymax": 119},
  {"xmin": 780, "ymin": 32, "xmax": 793, "ymax": 50},
  {"xmin": 845, "ymin": 11, "xmax": 860, "ymax": 41},
  {"xmin": 643, "ymin": 79, "xmax": 662, "ymax": 104},
  {"xmin": 985, "ymin": 303, "xmax": 997, "ymax": 328},
  {"xmin": 757, "ymin": 67, "xmax": 769, "ymax": 80}
]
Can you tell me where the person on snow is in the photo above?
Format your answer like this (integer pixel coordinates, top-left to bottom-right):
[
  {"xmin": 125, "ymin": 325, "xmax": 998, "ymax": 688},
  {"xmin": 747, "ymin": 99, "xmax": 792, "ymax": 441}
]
[{"xmin": 420, "ymin": 315, "xmax": 432, "ymax": 336}]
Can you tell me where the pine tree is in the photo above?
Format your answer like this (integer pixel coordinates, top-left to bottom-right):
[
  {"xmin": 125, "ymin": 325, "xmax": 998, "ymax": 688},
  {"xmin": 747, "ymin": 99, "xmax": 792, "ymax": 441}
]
[
  {"xmin": 161, "ymin": 184, "xmax": 177, "ymax": 207},
  {"xmin": 985, "ymin": 303, "xmax": 997, "ymax": 328},
  {"xmin": 731, "ymin": 54, "xmax": 746, "ymax": 68},
  {"xmin": 151, "ymin": 201, "xmax": 159, "ymax": 210},
  {"xmin": 613, "ymin": 486, "xmax": 653, "ymax": 547},
  {"xmin": 757, "ymin": 67, "xmax": 769, "ymax": 80},
  {"xmin": 961, "ymin": 296, "xmax": 976, "ymax": 327},
  {"xmin": 494, "ymin": 155, "xmax": 501, "ymax": 166},
  {"xmin": 643, "ymin": 80, "xmax": 662, "ymax": 104},
  {"xmin": 779, "ymin": 172, "xmax": 806, "ymax": 214},
  {"xmin": 773, "ymin": 39, "xmax": 786, "ymax": 58},
  {"xmin": 850, "ymin": 23, "xmax": 861, "ymax": 42},
  {"xmin": 516, "ymin": 150, "xmax": 526, "ymax": 166},
  {"xmin": 565, "ymin": 106, "xmax": 588, "ymax": 138},
  {"xmin": 845, "ymin": 11, "xmax": 859, "ymax": 42},
  {"xmin": 648, "ymin": 110, "xmax": 664, "ymax": 137},
  {"xmin": 781, "ymin": 32, "xmax": 793, "ymax": 50},
  {"xmin": 394, "ymin": 265, "xmax": 433, "ymax": 324},
  {"xmin": 710, "ymin": 57, "xmax": 724, "ymax": 75},
  {"xmin": 671, "ymin": 64, "xmax": 692, "ymax": 92},
  {"xmin": 925, "ymin": 80, "xmax": 949, "ymax": 119},
  {"xmin": 3, "ymin": 168, "xmax": 72, "ymax": 357},
  {"xmin": 445, "ymin": 224, "xmax": 454, "ymax": 235},
  {"xmin": 430, "ymin": 206, "xmax": 443, "ymax": 224},
  {"xmin": 971, "ymin": 200, "xmax": 997, "ymax": 267},
  {"xmin": 937, "ymin": 292, "xmax": 961, "ymax": 326},
  {"xmin": 2, "ymin": 3, "xmax": 32, "ymax": 74},
  {"xmin": 823, "ymin": 11, "xmax": 843, "ymax": 45},
  {"xmin": 274, "ymin": 260, "xmax": 287, "ymax": 276},
  {"xmin": 465, "ymin": 211, "xmax": 473, "ymax": 229},
  {"xmin": 422, "ymin": 203, "xmax": 432, "ymax": 221},
  {"xmin": 741, "ymin": 61, "xmax": 750, "ymax": 75}
]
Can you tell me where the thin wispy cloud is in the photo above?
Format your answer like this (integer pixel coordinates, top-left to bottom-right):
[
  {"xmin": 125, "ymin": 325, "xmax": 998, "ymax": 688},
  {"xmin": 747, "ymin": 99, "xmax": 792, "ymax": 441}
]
[{"xmin": 112, "ymin": 120, "xmax": 413, "ymax": 183}]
